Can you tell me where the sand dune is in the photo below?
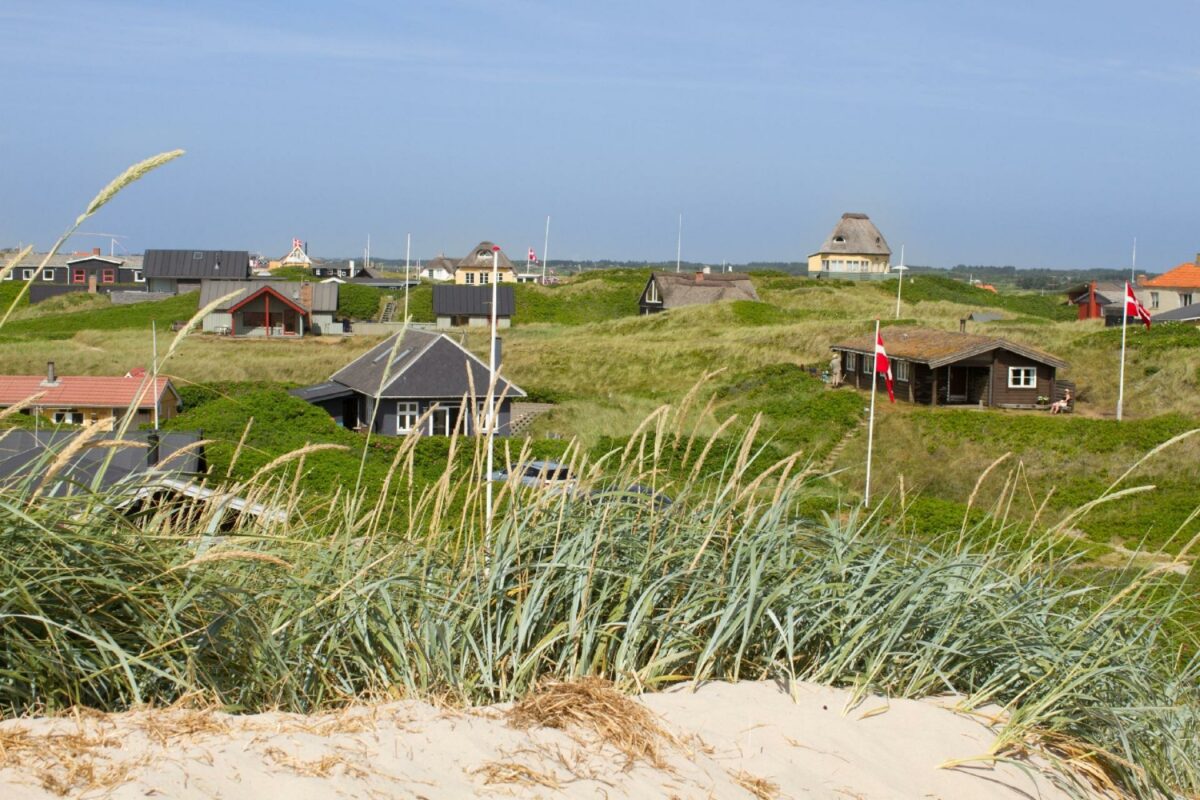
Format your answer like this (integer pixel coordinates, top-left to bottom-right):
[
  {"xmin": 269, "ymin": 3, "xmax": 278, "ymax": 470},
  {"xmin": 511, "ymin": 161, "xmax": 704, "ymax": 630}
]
[{"xmin": 0, "ymin": 680, "xmax": 1090, "ymax": 799}]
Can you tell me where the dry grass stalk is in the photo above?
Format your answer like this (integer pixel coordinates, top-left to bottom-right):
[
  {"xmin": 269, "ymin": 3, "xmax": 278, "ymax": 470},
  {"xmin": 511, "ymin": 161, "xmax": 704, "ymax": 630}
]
[
  {"xmin": 731, "ymin": 768, "xmax": 780, "ymax": 799},
  {"xmin": 262, "ymin": 746, "xmax": 369, "ymax": 779},
  {"xmin": 473, "ymin": 760, "xmax": 562, "ymax": 789},
  {"xmin": 508, "ymin": 678, "xmax": 677, "ymax": 769},
  {"xmin": 80, "ymin": 150, "xmax": 184, "ymax": 222},
  {"xmin": 0, "ymin": 390, "xmax": 45, "ymax": 421},
  {"xmin": 168, "ymin": 548, "xmax": 292, "ymax": 573}
]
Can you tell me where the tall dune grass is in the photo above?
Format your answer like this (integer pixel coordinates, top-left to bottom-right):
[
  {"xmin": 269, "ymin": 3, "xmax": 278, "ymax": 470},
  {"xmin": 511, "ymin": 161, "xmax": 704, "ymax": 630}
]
[{"xmin": 0, "ymin": 416, "xmax": 1197, "ymax": 799}]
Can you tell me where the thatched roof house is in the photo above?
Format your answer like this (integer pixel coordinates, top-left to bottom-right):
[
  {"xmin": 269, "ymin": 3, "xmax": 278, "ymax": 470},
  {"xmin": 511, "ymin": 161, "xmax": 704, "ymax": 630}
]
[
  {"xmin": 807, "ymin": 213, "xmax": 892, "ymax": 277},
  {"xmin": 639, "ymin": 271, "xmax": 759, "ymax": 314},
  {"xmin": 831, "ymin": 327, "xmax": 1068, "ymax": 408}
]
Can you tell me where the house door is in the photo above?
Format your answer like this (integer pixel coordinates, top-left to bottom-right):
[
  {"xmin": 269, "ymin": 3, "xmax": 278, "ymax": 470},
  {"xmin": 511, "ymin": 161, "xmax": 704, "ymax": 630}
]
[
  {"xmin": 430, "ymin": 405, "xmax": 459, "ymax": 436},
  {"xmin": 947, "ymin": 367, "xmax": 969, "ymax": 402}
]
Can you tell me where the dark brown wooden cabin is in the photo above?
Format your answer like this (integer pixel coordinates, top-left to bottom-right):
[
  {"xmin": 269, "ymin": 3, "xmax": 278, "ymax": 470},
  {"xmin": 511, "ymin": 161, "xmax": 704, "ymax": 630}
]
[{"xmin": 830, "ymin": 327, "xmax": 1068, "ymax": 408}]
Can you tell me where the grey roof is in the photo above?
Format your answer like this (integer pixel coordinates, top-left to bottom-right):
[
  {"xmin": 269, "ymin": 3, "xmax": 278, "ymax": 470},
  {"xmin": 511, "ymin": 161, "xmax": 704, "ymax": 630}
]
[
  {"xmin": 1066, "ymin": 281, "xmax": 1125, "ymax": 305},
  {"xmin": 198, "ymin": 280, "xmax": 338, "ymax": 312},
  {"xmin": 328, "ymin": 329, "xmax": 525, "ymax": 400},
  {"xmin": 831, "ymin": 326, "xmax": 1067, "ymax": 370},
  {"xmin": 289, "ymin": 381, "xmax": 356, "ymax": 403},
  {"xmin": 967, "ymin": 311, "xmax": 1004, "ymax": 323},
  {"xmin": 7, "ymin": 252, "xmax": 144, "ymax": 270},
  {"xmin": 647, "ymin": 272, "xmax": 759, "ymax": 309},
  {"xmin": 143, "ymin": 249, "xmax": 251, "ymax": 280},
  {"xmin": 455, "ymin": 241, "xmax": 515, "ymax": 273},
  {"xmin": 433, "ymin": 285, "xmax": 515, "ymax": 317},
  {"xmin": 1152, "ymin": 302, "xmax": 1200, "ymax": 322},
  {"xmin": 0, "ymin": 429, "xmax": 203, "ymax": 496},
  {"xmin": 812, "ymin": 213, "xmax": 891, "ymax": 257}
]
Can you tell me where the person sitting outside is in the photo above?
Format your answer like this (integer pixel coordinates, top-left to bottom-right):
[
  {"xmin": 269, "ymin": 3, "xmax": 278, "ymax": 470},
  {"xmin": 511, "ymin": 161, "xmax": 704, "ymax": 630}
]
[{"xmin": 1050, "ymin": 389, "xmax": 1072, "ymax": 414}]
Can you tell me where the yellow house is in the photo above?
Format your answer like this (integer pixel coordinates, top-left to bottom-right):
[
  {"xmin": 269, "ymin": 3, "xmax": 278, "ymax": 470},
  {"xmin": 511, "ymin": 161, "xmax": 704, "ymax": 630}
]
[
  {"xmin": 807, "ymin": 213, "xmax": 892, "ymax": 276},
  {"xmin": 453, "ymin": 241, "xmax": 517, "ymax": 285}
]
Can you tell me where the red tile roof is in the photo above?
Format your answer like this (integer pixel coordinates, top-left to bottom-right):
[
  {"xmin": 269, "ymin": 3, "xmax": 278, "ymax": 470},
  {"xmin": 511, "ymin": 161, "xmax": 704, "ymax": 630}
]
[
  {"xmin": 1143, "ymin": 262, "xmax": 1200, "ymax": 289},
  {"xmin": 0, "ymin": 375, "xmax": 174, "ymax": 409}
]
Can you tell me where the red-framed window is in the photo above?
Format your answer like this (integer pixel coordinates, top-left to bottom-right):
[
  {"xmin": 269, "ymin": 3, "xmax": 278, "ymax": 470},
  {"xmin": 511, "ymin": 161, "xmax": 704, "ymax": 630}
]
[
  {"xmin": 101, "ymin": 269, "xmax": 115, "ymax": 284},
  {"xmin": 72, "ymin": 268, "xmax": 86, "ymax": 284}
]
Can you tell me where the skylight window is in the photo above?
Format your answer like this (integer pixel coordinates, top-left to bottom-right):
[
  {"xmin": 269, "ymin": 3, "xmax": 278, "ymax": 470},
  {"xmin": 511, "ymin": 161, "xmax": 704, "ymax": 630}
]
[{"xmin": 193, "ymin": 251, "xmax": 204, "ymax": 259}]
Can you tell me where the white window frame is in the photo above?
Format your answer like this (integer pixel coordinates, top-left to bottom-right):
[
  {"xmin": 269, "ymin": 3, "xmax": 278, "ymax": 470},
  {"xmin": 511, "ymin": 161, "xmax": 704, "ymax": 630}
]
[
  {"xmin": 1008, "ymin": 366, "xmax": 1037, "ymax": 389},
  {"xmin": 845, "ymin": 352, "xmax": 858, "ymax": 371},
  {"xmin": 396, "ymin": 401, "xmax": 419, "ymax": 434},
  {"xmin": 1150, "ymin": 291, "xmax": 1160, "ymax": 309},
  {"xmin": 42, "ymin": 269, "xmax": 55, "ymax": 281},
  {"xmin": 51, "ymin": 410, "xmax": 83, "ymax": 425},
  {"xmin": 133, "ymin": 270, "xmax": 145, "ymax": 283},
  {"xmin": 863, "ymin": 354, "xmax": 874, "ymax": 375},
  {"xmin": 1181, "ymin": 293, "xmax": 1194, "ymax": 307},
  {"xmin": 894, "ymin": 360, "xmax": 910, "ymax": 381},
  {"xmin": 646, "ymin": 281, "xmax": 659, "ymax": 303},
  {"xmin": 21, "ymin": 268, "xmax": 34, "ymax": 280},
  {"xmin": 464, "ymin": 272, "xmax": 475, "ymax": 285},
  {"xmin": 480, "ymin": 271, "xmax": 490, "ymax": 284}
]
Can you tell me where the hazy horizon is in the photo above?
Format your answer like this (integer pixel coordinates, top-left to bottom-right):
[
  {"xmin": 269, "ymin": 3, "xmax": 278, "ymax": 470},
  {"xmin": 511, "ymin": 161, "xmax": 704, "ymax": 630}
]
[{"xmin": 3, "ymin": 1, "xmax": 1198, "ymax": 272}]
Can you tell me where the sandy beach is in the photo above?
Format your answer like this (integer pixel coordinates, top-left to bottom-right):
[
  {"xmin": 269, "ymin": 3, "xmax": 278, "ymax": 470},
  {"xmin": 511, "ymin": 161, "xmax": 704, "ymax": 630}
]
[{"xmin": 0, "ymin": 679, "xmax": 1090, "ymax": 799}]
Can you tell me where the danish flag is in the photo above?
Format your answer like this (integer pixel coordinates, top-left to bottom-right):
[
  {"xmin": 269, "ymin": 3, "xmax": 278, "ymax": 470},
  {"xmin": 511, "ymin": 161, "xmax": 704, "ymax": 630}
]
[
  {"xmin": 292, "ymin": 238, "xmax": 303, "ymax": 250},
  {"xmin": 875, "ymin": 331, "xmax": 895, "ymax": 403},
  {"xmin": 1125, "ymin": 282, "xmax": 1152, "ymax": 330},
  {"xmin": 528, "ymin": 247, "xmax": 537, "ymax": 262}
]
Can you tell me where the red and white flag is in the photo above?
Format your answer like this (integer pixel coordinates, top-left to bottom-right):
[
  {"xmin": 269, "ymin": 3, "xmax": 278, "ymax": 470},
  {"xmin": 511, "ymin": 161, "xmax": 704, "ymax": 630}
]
[
  {"xmin": 528, "ymin": 247, "xmax": 537, "ymax": 263},
  {"xmin": 875, "ymin": 332, "xmax": 895, "ymax": 403},
  {"xmin": 1125, "ymin": 282, "xmax": 1152, "ymax": 330}
]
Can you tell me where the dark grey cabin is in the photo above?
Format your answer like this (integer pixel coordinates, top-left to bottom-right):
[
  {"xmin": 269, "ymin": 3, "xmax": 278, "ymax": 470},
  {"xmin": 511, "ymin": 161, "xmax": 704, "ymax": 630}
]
[
  {"xmin": 831, "ymin": 327, "xmax": 1069, "ymax": 408},
  {"xmin": 291, "ymin": 329, "xmax": 525, "ymax": 435},
  {"xmin": 143, "ymin": 249, "xmax": 251, "ymax": 293},
  {"xmin": 433, "ymin": 285, "xmax": 515, "ymax": 328}
]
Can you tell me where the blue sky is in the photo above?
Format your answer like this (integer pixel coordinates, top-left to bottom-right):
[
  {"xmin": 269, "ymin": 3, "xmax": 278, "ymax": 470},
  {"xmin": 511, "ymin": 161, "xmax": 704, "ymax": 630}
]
[{"xmin": 2, "ymin": 1, "xmax": 1198, "ymax": 269}]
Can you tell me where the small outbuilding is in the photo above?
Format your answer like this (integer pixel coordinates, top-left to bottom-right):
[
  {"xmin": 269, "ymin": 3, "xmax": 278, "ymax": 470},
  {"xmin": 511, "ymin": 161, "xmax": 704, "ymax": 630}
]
[
  {"xmin": 143, "ymin": 249, "xmax": 252, "ymax": 294},
  {"xmin": 433, "ymin": 285, "xmax": 514, "ymax": 328},
  {"xmin": 830, "ymin": 327, "xmax": 1068, "ymax": 408},
  {"xmin": 638, "ymin": 271, "xmax": 759, "ymax": 314},
  {"xmin": 199, "ymin": 280, "xmax": 339, "ymax": 337}
]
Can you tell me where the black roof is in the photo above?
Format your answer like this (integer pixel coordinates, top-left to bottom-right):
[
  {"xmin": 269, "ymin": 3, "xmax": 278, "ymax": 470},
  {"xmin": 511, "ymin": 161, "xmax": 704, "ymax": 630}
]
[
  {"xmin": 0, "ymin": 429, "xmax": 204, "ymax": 497},
  {"xmin": 433, "ymin": 285, "xmax": 515, "ymax": 317},
  {"xmin": 143, "ymin": 250, "xmax": 251, "ymax": 280},
  {"xmin": 325, "ymin": 329, "xmax": 525, "ymax": 399}
]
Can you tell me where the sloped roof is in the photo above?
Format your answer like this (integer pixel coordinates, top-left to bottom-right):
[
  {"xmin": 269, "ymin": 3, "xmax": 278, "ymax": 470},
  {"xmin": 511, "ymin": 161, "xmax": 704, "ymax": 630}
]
[
  {"xmin": 423, "ymin": 255, "xmax": 457, "ymax": 274},
  {"xmin": 0, "ymin": 374, "xmax": 178, "ymax": 410},
  {"xmin": 1065, "ymin": 281, "xmax": 1125, "ymax": 305},
  {"xmin": 432, "ymin": 285, "xmax": 515, "ymax": 316},
  {"xmin": 0, "ymin": 429, "xmax": 203, "ymax": 496},
  {"xmin": 198, "ymin": 280, "xmax": 337, "ymax": 312},
  {"xmin": 649, "ymin": 272, "xmax": 759, "ymax": 309},
  {"xmin": 326, "ymin": 329, "xmax": 525, "ymax": 399},
  {"xmin": 1151, "ymin": 302, "xmax": 1200, "ymax": 322},
  {"xmin": 455, "ymin": 242, "xmax": 515, "ymax": 272},
  {"xmin": 7, "ymin": 253, "xmax": 144, "ymax": 270},
  {"xmin": 812, "ymin": 213, "xmax": 891, "ymax": 257},
  {"xmin": 831, "ymin": 327, "xmax": 1067, "ymax": 369},
  {"xmin": 1143, "ymin": 262, "xmax": 1200, "ymax": 289},
  {"xmin": 144, "ymin": 250, "xmax": 251, "ymax": 279}
]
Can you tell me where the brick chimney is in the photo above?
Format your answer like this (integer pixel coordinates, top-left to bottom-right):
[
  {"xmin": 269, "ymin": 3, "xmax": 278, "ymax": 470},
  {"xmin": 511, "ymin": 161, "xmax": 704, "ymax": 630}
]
[
  {"xmin": 694, "ymin": 270, "xmax": 704, "ymax": 282},
  {"xmin": 298, "ymin": 281, "xmax": 314, "ymax": 309},
  {"xmin": 92, "ymin": 247, "xmax": 101, "ymax": 256},
  {"xmin": 42, "ymin": 361, "xmax": 58, "ymax": 386},
  {"xmin": 1195, "ymin": 252, "xmax": 1200, "ymax": 266}
]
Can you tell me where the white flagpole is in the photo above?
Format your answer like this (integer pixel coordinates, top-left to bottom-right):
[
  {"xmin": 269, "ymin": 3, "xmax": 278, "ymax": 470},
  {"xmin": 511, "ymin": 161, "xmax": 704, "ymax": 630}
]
[
  {"xmin": 151, "ymin": 321, "xmax": 159, "ymax": 431},
  {"xmin": 542, "ymin": 215, "xmax": 550, "ymax": 284},
  {"xmin": 675, "ymin": 213, "xmax": 682, "ymax": 273},
  {"xmin": 1117, "ymin": 239, "xmax": 1135, "ymax": 422},
  {"xmin": 485, "ymin": 246, "xmax": 500, "ymax": 532},
  {"xmin": 404, "ymin": 233, "xmax": 411, "ymax": 321},
  {"xmin": 864, "ymin": 319, "xmax": 880, "ymax": 507},
  {"xmin": 894, "ymin": 244, "xmax": 906, "ymax": 319}
]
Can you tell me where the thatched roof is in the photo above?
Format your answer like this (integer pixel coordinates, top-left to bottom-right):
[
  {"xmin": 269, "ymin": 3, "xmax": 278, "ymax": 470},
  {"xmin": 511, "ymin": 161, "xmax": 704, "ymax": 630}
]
[
  {"xmin": 649, "ymin": 272, "xmax": 759, "ymax": 309},
  {"xmin": 812, "ymin": 213, "xmax": 891, "ymax": 257},
  {"xmin": 831, "ymin": 327, "xmax": 1066, "ymax": 369},
  {"xmin": 456, "ymin": 242, "xmax": 515, "ymax": 272}
]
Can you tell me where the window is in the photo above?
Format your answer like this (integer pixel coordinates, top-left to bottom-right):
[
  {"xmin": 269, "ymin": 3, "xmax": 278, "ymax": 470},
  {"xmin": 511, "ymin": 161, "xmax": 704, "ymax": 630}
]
[
  {"xmin": 646, "ymin": 281, "xmax": 659, "ymax": 303},
  {"xmin": 51, "ymin": 411, "xmax": 83, "ymax": 425},
  {"xmin": 465, "ymin": 272, "xmax": 475, "ymax": 285},
  {"xmin": 21, "ymin": 269, "xmax": 33, "ymax": 280},
  {"xmin": 1150, "ymin": 292, "xmax": 1160, "ymax": 309},
  {"xmin": 845, "ymin": 352, "xmax": 858, "ymax": 371},
  {"xmin": 894, "ymin": 360, "xmax": 910, "ymax": 381},
  {"xmin": 480, "ymin": 271, "xmax": 490, "ymax": 284},
  {"xmin": 72, "ymin": 268, "xmax": 86, "ymax": 284},
  {"xmin": 42, "ymin": 269, "xmax": 55, "ymax": 281},
  {"xmin": 863, "ymin": 355, "xmax": 874, "ymax": 375},
  {"xmin": 192, "ymin": 251, "xmax": 204, "ymax": 260},
  {"xmin": 101, "ymin": 269, "xmax": 115, "ymax": 284},
  {"xmin": 133, "ymin": 270, "xmax": 144, "ymax": 283},
  {"xmin": 396, "ymin": 401, "xmax": 419, "ymax": 433},
  {"xmin": 1181, "ymin": 293, "xmax": 1194, "ymax": 307},
  {"xmin": 1008, "ymin": 367, "xmax": 1037, "ymax": 388}
]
